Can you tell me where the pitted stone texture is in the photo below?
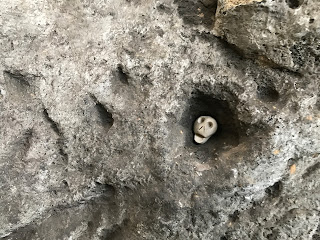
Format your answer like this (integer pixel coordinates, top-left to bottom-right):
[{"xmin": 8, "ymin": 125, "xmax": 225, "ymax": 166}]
[
  {"xmin": 214, "ymin": 0, "xmax": 320, "ymax": 73},
  {"xmin": 0, "ymin": 0, "xmax": 319, "ymax": 239}
]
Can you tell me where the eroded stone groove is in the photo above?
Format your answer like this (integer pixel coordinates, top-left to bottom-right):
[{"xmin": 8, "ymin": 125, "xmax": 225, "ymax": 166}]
[{"xmin": 89, "ymin": 94, "xmax": 114, "ymax": 131}]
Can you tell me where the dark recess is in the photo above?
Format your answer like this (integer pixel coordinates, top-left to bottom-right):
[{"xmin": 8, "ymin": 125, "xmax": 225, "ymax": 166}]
[
  {"xmin": 96, "ymin": 103, "xmax": 114, "ymax": 128},
  {"xmin": 90, "ymin": 94, "xmax": 114, "ymax": 130},
  {"xmin": 4, "ymin": 70, "xmax": 30, "ymax": 87},
  {"xmin": 257, "ymin": 85, "xmax": 280, "ymax": 102},
  {"xmin": 115, "ymin": 64, "xmax": 129, "ymax": 85},
  {"xmin": 156, "ymin": 3, "xmax": 172, "ymax": 14},
  {"xmin": 181, "ymin": 90, "xmax": 245, "ymax": 150},
  {"xmin": 174, "ymin": 0, "xmax": 218, "ymax": 28},
  {"xmin": 42, "ymin": 110, "xmax": 69, "ymax": 163},
  {"xmin": 286, "ymin": 0, "xmax": 304, "ymax": 9},
  {"xmin": 43, "ymin": 108, "xmax": 61, "ymax": 135},
  {"xmin": 179, "ymin": 85, "xmax": 270, "ymax": 164},
  {"xmin": 265, "ymin": 181, "xmax": 282, "ymax": 198},
  {"xmin": 255, "ymin": 78, "xmax": 280, "ymax": 103},
  {"xmin": 62, "ymin": 180, "xmax": 69, "ymax": 187},
  {"xmin": 22, "ymin": 129, "xmax": 33, "ymax": 152},
  {"xmin": 229, "ymin": 210, "xmax": 240, "ymax": 222},
  {"xmin": 57, "ymin": 138, "xmax": 69, "ymax": 164},
  {"xmin": 94, "ymin": 181, "xmax": 116, "ymax": 198}
]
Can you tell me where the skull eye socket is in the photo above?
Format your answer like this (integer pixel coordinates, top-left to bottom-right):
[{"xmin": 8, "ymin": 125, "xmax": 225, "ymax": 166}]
[
  {"xmin": 198, "ymin": 117, "xmax": 206, "ymax": 123},
  {"xmin": 208, "ymin": 122, "xmax": 213, "ymax": 128}
]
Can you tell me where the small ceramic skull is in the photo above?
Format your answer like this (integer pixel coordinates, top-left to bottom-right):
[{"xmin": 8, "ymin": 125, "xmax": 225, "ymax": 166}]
[{"xmin": 193, "ymin": 116, "xmax": 218, "ymax": 144}]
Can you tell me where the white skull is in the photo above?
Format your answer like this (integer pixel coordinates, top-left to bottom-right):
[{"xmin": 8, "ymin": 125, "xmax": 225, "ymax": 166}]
[{"xmin": 193, "ymin": 116, "xmax": 218, "ymax": 144}]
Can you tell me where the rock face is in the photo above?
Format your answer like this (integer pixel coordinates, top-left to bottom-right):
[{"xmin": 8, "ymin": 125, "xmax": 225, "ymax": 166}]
[
  {"xmin": 214, "ymin": 0, "xmax": 320, "ymax": 74},
  {"xmin": 0, "ymin": 0, "xmax": 319, "ymax": 239}
]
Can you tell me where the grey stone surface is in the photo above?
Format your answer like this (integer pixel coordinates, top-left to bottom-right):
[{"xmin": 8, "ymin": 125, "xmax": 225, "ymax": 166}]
[
  {"xmin": 0, "ymin": 0, "xmax": 319, "ymax": 239},
  {"xmin": 214, "ymin": 0, "xmax": 320, "ymax": 74}
]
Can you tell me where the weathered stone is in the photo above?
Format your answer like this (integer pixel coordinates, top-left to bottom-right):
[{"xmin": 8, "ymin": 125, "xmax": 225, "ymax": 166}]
[
  {"xmin": 214, "ymin": 0, "xmax": 320, "ymax": 73},
  {"xmin": 0, "ymin": 0, "xmax": 319, "ymax": 239}
]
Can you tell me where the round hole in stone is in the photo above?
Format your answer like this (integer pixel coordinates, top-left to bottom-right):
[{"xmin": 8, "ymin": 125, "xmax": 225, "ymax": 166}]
[
  {"xmin": 286, "ymin": 0, "xmax": 304, "ymax": 9},
  {"xmin": 180, "ymin": 90, "xmax": 247, "ymax": 157}
]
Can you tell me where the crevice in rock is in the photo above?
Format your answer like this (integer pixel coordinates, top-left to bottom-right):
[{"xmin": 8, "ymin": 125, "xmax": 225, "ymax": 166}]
[
  {"xmin": 286, "ymin": 0, "xmax": 304, "ymax": 9},
  {"xmin": 114, "ymin": 64, "xmax": 130, "ymax": 85},
  {"xmin": 3, "ymin": 70, "xmax": 31, "ymax": 87},
  {"xmin": 94, "ymin": 181, "xmax": 116, "ymax": 198},
  {"xmin": 57, "ymin": 138, "xmax": 69, "ymax": 164},
  {"xmin": 89, "ymin": 94, "xmax": 114, "ymax": 131},
  {"xmin": 62, "ymin": 180, "xmax": 69, "ymax": 188},
  {"xmin": 42, "ymin": 107, "xmax": 68, "ymax": 163},
  {"xmin": 265, "ymin": 181, "xmax": 283, "ymax": 198},
  {"xmin": 43, "ymin": 108, "xmax": 61, "ymax": 136},
  {"xmin": 22, "ymin": 129, "xmax": 33, "ymax": 153},
  {"xmin": 2, "ymin": 191, "xmax": 120, "ymax": 240},
  {"xmin": 3, "ymin": 70, "xmax": 32, "ymax": 102},
  {"xmin": 256, "ymin": 84, "xmax": 280, "ymax": 103},
  {"xmin": 254, "ymin": 75, "xmax": 280, "ymax": 103}
]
